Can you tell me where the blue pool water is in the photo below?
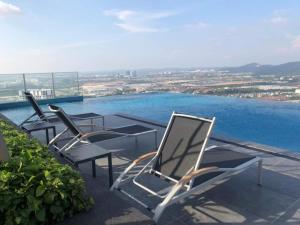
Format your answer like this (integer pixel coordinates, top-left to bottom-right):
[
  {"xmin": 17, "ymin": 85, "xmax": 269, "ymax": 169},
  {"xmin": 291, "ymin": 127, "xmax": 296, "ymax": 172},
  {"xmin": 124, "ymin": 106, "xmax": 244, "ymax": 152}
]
[{"xmin": 1, "ymin": 92, "xmax": 300, "ymax": 152}]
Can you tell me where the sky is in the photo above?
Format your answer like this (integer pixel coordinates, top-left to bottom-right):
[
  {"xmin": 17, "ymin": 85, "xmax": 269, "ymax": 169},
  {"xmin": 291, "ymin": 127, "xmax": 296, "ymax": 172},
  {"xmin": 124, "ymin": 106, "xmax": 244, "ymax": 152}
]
[{"xmin": 0, "ymin": 0, "xmax": 300, "ymax": 73}]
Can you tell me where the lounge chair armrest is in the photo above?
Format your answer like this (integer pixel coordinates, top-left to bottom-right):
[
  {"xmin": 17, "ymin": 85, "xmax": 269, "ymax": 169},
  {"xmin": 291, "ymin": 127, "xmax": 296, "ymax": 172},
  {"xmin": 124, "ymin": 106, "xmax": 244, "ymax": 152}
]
[
  {"xmin": 178, "ymin": 166, "xmax": 219, "ymax": 186},
  {"xmin": 133, "ymin": 151, "xmax": 157, "ymax": 164}
]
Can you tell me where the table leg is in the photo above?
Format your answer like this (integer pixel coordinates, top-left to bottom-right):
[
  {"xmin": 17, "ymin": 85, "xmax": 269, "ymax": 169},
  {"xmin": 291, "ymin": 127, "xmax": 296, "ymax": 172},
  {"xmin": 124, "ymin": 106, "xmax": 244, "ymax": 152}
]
[
  {"xmin": 135, "ymin": 136, "xmax": 138, "ymax": 150},
  {"xmin": 53, "ymin": 127, "xmax": 57, "ymax": 138},
  {"xmin": 92, "ymin": 160, "xmax": 96, "ymax": 177},
  {"xmin": 155, "ymin": 130, "xmax": 158, "ymax": 149},
  {"xmin": 108, "ymin": 153, "xmax": 113, "ymax": 187},
  {"xmin": 52, "ymin": 127, "xmax": 57, "ymax": 147},
  {"xmin": 46, "ymin": 128, "xmax": 49, "ymax": 144}
]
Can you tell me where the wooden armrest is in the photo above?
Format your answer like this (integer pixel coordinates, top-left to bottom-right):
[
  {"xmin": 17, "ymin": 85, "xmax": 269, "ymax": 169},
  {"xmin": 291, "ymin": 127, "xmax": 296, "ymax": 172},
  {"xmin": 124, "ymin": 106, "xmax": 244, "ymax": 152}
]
[
  {"xmin": 81, "ymin": 131, "xmax": 103, "ymax": 139},
  {"xmin": 178, "ymin": 167, "xmax": 219, "ymax": 186},
  {"xmin": 133, "ymin": 151, "xmax": 157, "ymax": 164}
]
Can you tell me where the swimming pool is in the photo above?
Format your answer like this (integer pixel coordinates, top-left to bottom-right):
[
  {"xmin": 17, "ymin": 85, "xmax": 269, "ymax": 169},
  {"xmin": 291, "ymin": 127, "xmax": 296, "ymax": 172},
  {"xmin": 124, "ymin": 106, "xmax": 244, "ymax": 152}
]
[{"xmin": 1, "ymin": 92, "xmax": 300, "ymax": 152}]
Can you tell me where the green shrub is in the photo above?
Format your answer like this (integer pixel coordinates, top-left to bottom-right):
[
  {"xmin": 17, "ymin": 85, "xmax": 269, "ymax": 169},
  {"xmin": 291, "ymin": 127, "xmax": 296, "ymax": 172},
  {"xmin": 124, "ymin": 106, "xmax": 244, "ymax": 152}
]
[{"xmin": 0, "ymin": 120, "xmax": 93, "ymax": 225}]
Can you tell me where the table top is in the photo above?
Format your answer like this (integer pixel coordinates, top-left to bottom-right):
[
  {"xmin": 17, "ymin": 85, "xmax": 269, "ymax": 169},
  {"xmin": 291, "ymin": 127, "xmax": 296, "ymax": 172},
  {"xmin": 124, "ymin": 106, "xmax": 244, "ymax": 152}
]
[
  {"xmin": 21, "ymin": 121, "xmax": 55, "ymax": 131},
  {"xmin": 70, "ymin": 113, "xmax": 103, "ymax": 119},
  {"xmin": 47, "ymin": 113, "xmax": 103, "ymax": 123},
  {"xmin": 62, "ymin": 143, "xmax": 110, "ymax": 163},
  {"xmin": 110, "ymin": 124, "xmax": 156, "ymax": 135}
]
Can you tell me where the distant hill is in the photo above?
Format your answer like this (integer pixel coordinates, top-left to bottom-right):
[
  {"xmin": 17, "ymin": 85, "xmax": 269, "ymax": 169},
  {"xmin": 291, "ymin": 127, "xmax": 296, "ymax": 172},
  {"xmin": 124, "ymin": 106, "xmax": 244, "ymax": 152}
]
[{"xmin": 219, "ymin": 61, "xmax": 300, "ymax": 75}]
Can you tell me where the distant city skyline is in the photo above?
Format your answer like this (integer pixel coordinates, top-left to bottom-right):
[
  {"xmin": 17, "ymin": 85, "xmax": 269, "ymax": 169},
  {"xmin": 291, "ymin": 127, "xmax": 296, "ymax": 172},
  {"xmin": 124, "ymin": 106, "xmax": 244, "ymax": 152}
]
[{"xmin": 0, "ymin": 0, "xmax": 300, "ymax": 73}]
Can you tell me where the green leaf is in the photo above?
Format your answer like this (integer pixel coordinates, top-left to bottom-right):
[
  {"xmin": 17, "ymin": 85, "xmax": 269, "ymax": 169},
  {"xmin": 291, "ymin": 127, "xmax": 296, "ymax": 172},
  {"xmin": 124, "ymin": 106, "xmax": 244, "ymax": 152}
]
[
  {"xmin": 28, "ymin": 175, "xmax": 35, "ymax": 183},
  {"xmin": 15, "ymin": 217, "xmax": 22, "ymax": 224},
  {"xmin": 0, "ymin": 119, "xmax": 93, "ymax": 224},
  {"xmin": 4, "ymin": 215, "xmax": 14, "ymax": 225},
  {"xmin": 89, "ymin": 197, "xmax": 95, "ymax": 206},
  {"xmin": 50, "ymin": 205, "xmax": 63, "ymax": 214},
  {"xmin": 44, "ymin": 170, "xmax": 50, "ymax": 179},
  {"xmin": 35, "ymin": 208, "xmax": 46, "ymax": 222},
  {"xmin": 36, "ymin": 185, "xmax": 46, "ymax": 197},
  {"xmin": 44, "ymin": 192, "xmax": 56, "ymax": 204},
  {"xmin": 17, "ymin": 161, "xmax": 23, "ymax": 172},
  {"xmin": 58, "ymin": 190, "xmax": 65, "ymax": 199}
]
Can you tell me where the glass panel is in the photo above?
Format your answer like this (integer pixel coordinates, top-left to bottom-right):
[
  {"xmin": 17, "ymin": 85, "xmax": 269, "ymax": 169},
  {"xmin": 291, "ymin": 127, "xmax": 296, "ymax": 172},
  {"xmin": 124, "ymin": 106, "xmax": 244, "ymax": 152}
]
[
  {"xmin": 54, "ymin": 72, "xmax": 80, "ymax": 97},
  {"xmin": 0, "ymin": 72, "xmax": 81, "ymax": 103},
  {"xmin": 24, "ymin": 73, "xmax": 54, "ymax": 100},
  {"xmin": 0, "ymin": 74, "xmax": 24, "ymax": 102}
]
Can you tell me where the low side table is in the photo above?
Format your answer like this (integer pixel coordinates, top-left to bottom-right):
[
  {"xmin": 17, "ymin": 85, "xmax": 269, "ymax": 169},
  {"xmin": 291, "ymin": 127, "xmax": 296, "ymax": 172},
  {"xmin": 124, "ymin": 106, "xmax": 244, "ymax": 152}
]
[
  {"xmin": 61, "ymin": 143, "xmax": 113, "ymax": 187},
  {"xmin": 21, "ymin": 122, "xmax": 56, "ymax": 144}
]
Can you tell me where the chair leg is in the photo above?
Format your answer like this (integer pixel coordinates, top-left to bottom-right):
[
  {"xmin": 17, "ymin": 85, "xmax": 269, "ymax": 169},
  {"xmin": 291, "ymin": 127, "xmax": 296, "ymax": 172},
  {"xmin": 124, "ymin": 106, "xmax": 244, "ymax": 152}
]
[
  {"xmin": 257, "ymin": 159, "xmax": 263, "ymax": 186},
  {"xmin": 92, "ymin": 160, "xmax": 96, "ymax": 177},
  {"xmin": 108, "ymin": 154, "xmax": 113, "ymax": 187},
  {"xmin": 153, "ymin": 183, "xmax": 182, "ymax": 222}
]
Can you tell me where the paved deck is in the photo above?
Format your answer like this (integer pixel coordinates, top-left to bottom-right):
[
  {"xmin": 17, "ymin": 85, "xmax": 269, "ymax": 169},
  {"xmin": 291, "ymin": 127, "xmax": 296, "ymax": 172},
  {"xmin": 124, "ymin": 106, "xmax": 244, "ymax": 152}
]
[{"xmin": 26, "ymin": 113, "xmax": 300, "ymax": 225}]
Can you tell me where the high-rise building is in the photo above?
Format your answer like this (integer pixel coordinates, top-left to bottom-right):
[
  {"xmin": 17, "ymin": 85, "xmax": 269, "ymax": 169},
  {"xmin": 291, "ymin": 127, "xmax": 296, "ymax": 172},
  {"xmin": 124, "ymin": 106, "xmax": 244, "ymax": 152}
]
[{"xmin": 131, "ymin": 70, "xmax": 137, "ymax": 77}]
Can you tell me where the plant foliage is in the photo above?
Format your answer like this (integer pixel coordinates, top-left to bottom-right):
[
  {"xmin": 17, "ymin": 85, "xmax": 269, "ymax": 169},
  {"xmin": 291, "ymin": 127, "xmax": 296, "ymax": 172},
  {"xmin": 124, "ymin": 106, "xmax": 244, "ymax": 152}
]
[{"xmin": 0, "ymin": 120, "xmax": 93, "ymax": 225}]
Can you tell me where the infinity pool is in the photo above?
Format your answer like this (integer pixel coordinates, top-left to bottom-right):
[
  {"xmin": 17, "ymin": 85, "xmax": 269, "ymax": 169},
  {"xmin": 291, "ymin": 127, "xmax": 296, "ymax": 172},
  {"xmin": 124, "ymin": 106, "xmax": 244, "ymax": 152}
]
[{"xmin": 1, "ymin": 93, "xmax": 300, "ymax": 152}]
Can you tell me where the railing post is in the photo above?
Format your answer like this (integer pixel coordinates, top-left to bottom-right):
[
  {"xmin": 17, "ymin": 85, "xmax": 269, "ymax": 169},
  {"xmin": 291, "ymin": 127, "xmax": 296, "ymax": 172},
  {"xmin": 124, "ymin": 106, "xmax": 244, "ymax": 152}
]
[
  {"xmin": 22, "ymin": 73, "xmax": 27, "ymax": 91},
  {"xmin": 51, "ymin": 72, "xmax": 56, "ymax": 98},
  {"xmin": 76, "ymin": 72, "xmax": 80, "ymax": 96},
  {"xmin": 22, "ymin": 73, "xmax": 27, "ymax": 100}
]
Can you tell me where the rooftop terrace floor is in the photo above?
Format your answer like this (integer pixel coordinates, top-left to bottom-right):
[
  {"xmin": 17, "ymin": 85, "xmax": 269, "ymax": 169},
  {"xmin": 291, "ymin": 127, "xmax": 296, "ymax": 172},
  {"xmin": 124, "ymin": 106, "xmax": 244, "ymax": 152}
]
[{"xmin": 29, "ymin": 113, "xmax": 300, "ymax": 225}]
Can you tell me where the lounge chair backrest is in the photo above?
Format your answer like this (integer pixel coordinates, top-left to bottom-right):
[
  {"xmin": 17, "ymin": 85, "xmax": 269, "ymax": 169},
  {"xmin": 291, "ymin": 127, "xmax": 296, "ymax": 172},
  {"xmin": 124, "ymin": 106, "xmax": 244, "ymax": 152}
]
[
  {"xmin": 24, "ymin": 91, "xmax": 46, "ymax": 120},
  {"xmin": 0, "ymin": 133, "xmax": 10, "ymax": 162},
  {"xmin": 48, "ymin": 105, "xmax": 82, "ymax": 136},
  {"xmin": 153, "ymin": 113, "xmax": 215, "ymax": 182}
]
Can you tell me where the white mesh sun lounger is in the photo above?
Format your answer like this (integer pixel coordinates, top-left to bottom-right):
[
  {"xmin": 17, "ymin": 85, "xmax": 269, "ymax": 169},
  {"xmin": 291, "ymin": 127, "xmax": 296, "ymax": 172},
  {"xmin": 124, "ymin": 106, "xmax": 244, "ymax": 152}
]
[{"xmin": 110, "ymin": 112, "xmax": 263, "ymax": 222}]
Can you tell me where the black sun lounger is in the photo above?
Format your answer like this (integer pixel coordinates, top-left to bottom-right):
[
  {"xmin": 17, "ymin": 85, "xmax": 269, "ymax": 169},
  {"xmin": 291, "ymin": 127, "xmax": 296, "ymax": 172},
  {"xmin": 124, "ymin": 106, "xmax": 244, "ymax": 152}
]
[
  {"xmin": 110, "ymin": 112, "xmax": 263, "ymax": 222},
  {"xmin": 20, "ymin": 91, "xmax": 104, "ymax": 127},
  {"xmin": 48, "ymin": 104, "xmax": 157, "ymax": 153},
  {"xmin": 48, "ymin": 104, "xmax": 125, "ymax": 152}
]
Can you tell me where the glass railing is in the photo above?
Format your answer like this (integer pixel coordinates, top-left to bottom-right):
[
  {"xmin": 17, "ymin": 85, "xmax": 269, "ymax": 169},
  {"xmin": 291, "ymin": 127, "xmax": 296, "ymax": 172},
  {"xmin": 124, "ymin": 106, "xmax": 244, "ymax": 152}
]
[
  {"xmin": 0, "ymin": 74, "xmax": 24, "ymax": 102},
  {"xmin": 0, "ymin": 72, "xmax": 81, "ymax": 103}
]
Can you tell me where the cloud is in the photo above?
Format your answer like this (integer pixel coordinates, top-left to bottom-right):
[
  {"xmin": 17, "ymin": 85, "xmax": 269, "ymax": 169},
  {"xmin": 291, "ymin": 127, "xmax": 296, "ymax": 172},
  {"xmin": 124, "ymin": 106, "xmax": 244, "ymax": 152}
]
[
  {"xmin": 116, "ymin": 23, "xmax": 159, "ymax": 33},
  {"xmin": 103, "ymin": 9, "xmax": 176, "ymax": 33},
  {"xmin": 103, "ymin": 10, "xmax": 136, "ymax": 20},
  {"xmin": 0, "ymin": 1, "xmax": 21, "ymax": 15},
  {"xmin": 268, "ymin": 16, "xmax": 288, "ymax": 25},
  {"xmin": 265, "ymin": 10, "xmax": 289, "ymax": 25},
  {"xmin": 185, "ymin": 21, "xmax": 209, "ymax": 29},
  {"xmin": 292, "ymin": 36, "xmax": 300, "ymax": 48},
  {"xmin": 273, "ymin": 35, "xmax": 300, "ymax": 54}
]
